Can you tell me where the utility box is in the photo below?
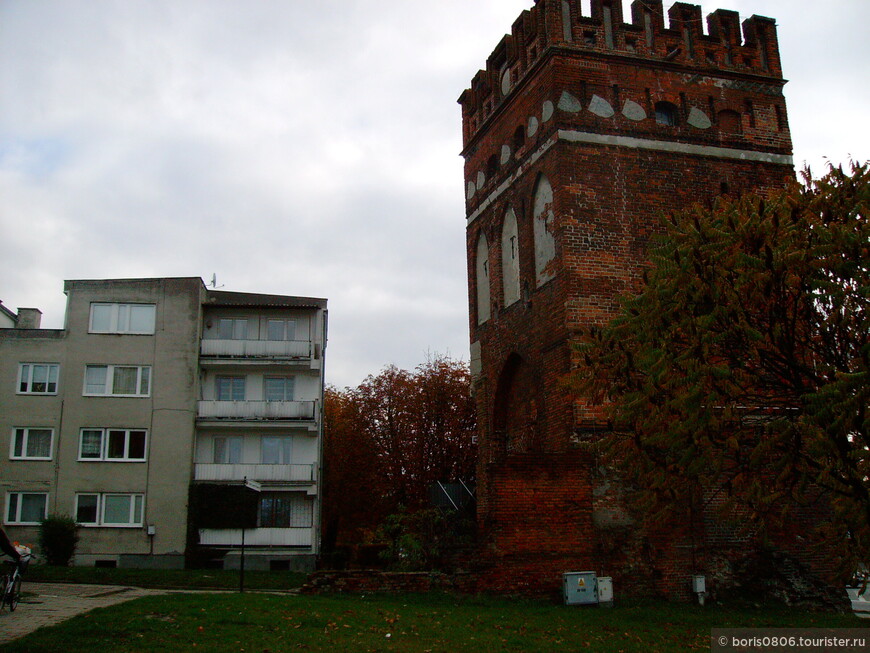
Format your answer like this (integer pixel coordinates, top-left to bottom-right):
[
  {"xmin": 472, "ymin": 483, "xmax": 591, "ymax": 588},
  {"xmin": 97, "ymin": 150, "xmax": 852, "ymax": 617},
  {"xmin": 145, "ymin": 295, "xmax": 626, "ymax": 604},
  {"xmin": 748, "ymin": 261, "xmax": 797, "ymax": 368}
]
[
  {"xmin": 564, "ymin": 571, "xmax": 598, "ymax": 605},
  {"xmin": 692, "ymin": 575, "xmax": 706, "ymax": 594},
  {"xmin": 597, "ymin": 576, "xmax": 614, "ymax": 607}
]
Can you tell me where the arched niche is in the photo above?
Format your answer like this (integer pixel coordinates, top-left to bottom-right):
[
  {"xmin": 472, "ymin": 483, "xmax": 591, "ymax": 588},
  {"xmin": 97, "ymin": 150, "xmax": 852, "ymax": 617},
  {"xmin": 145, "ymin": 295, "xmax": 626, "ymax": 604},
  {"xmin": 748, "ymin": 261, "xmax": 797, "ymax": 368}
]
[
  {"xmin": 533, "ymin": 174, "xmax": 556, "ymax": 287},
  {"xmin": 476, "ymin": 232, "xmax": 491, "ymax": 324},
  {"xmin": 501, "ymin": 207, "xmax": 520, "ymax": 307},
  {"xmin": 492, "ymin": 353, "xmax": 540, "ymax": 454}
]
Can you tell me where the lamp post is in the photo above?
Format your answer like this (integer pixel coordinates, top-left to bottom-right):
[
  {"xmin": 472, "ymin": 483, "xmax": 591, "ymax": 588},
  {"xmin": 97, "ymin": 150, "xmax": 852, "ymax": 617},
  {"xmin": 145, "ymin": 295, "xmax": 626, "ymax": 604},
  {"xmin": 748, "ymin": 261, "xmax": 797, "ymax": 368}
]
[{"xmin": 240, "ymin": 477, "xmax": 262, "ymax": 593}]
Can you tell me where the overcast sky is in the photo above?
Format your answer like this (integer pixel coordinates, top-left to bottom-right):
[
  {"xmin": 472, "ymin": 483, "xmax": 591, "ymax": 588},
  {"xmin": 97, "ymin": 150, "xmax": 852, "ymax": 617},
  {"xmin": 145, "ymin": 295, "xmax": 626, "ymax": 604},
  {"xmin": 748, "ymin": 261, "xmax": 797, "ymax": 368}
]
[{"xmin": 1, "ymin": 0, "xmax": 867, "ymax": 388}]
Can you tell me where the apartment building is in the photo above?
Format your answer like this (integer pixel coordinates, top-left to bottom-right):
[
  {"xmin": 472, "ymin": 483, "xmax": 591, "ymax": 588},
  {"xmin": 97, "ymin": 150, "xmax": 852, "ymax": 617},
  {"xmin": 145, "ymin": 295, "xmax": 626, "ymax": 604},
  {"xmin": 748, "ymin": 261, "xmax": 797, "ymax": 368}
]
[{"xmin": 0, "ymin": 277, "xmax": 327, "ymax": 571}]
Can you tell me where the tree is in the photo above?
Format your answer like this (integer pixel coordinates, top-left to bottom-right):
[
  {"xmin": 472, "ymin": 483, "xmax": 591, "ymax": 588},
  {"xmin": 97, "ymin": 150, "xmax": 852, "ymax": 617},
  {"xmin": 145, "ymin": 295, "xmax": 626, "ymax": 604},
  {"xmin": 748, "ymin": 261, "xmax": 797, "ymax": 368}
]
[
  {"xmin": 322, "ymin": 384, "xmax": 387, "ymax": 549},
  {"xmin": 322, "ymin": 354, "xmax": 477, "ymax": 549},
  {"xmin": 573, "ymin": 162, "xmax": 869, "ymax": 576}
]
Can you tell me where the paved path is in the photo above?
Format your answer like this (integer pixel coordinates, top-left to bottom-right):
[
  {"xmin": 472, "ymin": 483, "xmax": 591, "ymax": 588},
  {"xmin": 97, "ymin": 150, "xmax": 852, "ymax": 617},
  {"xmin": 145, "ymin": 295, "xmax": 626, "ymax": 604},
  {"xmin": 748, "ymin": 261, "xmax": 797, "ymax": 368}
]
[{"xmin": 0, "ymin": 582, "xmax": 178, "ymax": 644}]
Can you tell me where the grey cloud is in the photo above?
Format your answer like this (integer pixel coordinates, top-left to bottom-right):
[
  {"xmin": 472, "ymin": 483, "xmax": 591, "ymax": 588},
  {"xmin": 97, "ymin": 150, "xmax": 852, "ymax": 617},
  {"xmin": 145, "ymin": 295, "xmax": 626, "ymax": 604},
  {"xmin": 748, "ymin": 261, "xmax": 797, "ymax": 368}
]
[{"xmin": 0, "ymin": 0, "xmax": 867, "ymax": 386}]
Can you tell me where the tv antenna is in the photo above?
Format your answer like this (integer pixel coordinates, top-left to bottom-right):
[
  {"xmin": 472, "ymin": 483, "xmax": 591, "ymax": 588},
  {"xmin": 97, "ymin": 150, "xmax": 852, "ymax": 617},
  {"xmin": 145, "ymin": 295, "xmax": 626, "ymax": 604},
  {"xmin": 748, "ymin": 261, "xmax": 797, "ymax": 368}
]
[{"xmin": 209, "ymin": 274, "xmax": 225, "ymax": 289}]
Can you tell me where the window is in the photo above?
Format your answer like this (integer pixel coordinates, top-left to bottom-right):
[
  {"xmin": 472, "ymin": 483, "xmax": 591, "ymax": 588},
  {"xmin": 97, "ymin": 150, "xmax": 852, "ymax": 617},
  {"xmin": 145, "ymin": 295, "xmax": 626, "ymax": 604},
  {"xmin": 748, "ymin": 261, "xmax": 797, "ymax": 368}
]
[
  {"xmin": 216, "ymin": 376, "xmax": 246, "ymax": 401},
  {"xmin": 75, "ymin": 494, "xmax": 98, "ymax": 524},
  {"xmin": 512, "ymin": 124, "xmax": 525, "ymax": 150},
  {"xmin": 267, "ymin": 319, "xmax": 296, "ymax": 341},
  {"xmin": 261, "ymin": 436, "xmax": 293, "ymax": 465},
  {"xmin": 218, "ymin": 318, "xmax": 248, "ymax": 340},
  {"xmin": 213, "ymin": 436, "xmax": 243, "ymax": 464},
  {"xmin": 258, "ymin": 493, "xmax": 312, "ymax": 528},
  {"xmin": 76, "ymin": 493, "xmax": 144, "ymax": 527},
  {"xmin": 717, "ymin": 109, "xmax": 741, "ymax": 133},
  {"xmin": 486, "ymin": 153, "xmax": 498, "ymax": 179},
  {"xmin": 6, "ymin": 492, "xmax": 48, "ymax": 525},
  {"xmin": 84, "ymin": 365, "xmax": 151, "ymax": 397},
  {"xmin": 18, "ymin": 363, "xmax": 59, "ymax": 394},
  {"xmin": 11, "ymin": 428, "xmax": 53, "ymax": 460},
  {"xmin": 655, "ymin": 102, "xmax": 679, "ymax": 126},
  {"xmin": 90, "ymin": 303, "xmax": 156, "ymax": 334},
  {"xmin": 264, "ymin": 377, "xmax": 295, "ymax": 402},
  {"xmin": 78, "ymin": 428, "xmax": 147, "ymax": 461}
]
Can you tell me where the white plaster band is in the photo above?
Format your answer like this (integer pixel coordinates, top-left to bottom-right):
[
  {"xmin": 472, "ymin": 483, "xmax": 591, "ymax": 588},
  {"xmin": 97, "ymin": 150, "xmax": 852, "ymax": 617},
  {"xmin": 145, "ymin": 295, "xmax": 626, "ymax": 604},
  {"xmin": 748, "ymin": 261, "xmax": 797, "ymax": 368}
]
[
  {"xmin": 465, "ymin": 131, "xmax": 792, "ymax": 226},
  {"xmin": 558, "ymin": 129, "xmax": 794, "ymax": 165},
  {"xmin": 466, "ymin": 135, "xmax": 558, "ymax": 226}
]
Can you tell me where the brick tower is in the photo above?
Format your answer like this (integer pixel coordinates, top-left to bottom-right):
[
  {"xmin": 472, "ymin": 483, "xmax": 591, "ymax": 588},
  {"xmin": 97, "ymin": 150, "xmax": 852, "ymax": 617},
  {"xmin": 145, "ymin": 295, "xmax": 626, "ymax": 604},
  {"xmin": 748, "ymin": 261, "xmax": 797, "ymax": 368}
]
[{"xmin": 460, "ymin": 1, "xmax": 795, "ymax": 597}]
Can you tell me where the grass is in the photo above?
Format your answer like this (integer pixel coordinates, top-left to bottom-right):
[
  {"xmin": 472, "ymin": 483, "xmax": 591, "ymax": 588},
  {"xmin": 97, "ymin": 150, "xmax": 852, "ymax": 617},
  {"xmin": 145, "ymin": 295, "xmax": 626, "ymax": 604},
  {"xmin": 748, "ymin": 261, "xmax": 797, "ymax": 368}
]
[
  {"xmin": 4, "ymin": 591, "xmax": 866, "ymax": 652},
  {"xmin": 25, "ymin": 565, "xmax": 309, "ymax": 591}
]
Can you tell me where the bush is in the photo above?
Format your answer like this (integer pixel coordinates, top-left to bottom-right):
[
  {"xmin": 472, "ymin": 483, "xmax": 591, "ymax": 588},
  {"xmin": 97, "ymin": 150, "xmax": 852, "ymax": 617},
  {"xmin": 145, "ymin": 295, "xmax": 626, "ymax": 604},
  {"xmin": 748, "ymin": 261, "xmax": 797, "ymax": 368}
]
[
  {"xmin": 377, "ymin": 508, "xmax": 449, "ymax": 571},
  {"xmin": 39, "ymin": 515, "xmax": 80, "ymax": 566}
]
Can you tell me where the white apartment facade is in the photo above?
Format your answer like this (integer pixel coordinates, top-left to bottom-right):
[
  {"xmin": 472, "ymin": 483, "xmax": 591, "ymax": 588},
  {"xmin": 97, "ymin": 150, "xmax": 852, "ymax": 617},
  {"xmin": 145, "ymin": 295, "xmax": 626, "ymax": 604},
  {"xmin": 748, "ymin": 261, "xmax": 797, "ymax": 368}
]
[{"xmin": 0, "ymin": 278, "xmax": 327, "ymax": 571}]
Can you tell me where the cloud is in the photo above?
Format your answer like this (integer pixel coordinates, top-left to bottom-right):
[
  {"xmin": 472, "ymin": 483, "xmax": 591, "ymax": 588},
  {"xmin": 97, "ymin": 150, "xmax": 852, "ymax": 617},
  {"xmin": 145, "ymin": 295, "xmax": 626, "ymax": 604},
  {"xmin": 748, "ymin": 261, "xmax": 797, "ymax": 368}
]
[{"xmin": 0, "ymin": 0, "xmax": 867, "ymax": 386}]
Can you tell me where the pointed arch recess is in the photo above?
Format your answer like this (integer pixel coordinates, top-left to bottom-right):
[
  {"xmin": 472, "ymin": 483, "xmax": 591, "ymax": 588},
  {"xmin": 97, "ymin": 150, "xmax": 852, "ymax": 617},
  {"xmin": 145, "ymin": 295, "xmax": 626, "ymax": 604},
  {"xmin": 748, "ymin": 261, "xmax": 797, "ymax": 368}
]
[
  {"xmin": 501, "ymin": 207, "xmax": 520, "ymax": 307},
  {"xmin": 533, "ymin": 174, "xmax": 556, "ymax": 286},
  {"xmin": 476, "ymin": 232, "xmax": 491, "ymax": 325}
]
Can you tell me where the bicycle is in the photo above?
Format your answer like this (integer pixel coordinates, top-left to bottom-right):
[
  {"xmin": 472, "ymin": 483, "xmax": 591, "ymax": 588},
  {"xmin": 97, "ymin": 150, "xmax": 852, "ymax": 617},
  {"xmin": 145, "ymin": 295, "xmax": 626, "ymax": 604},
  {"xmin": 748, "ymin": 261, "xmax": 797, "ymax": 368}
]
[{"xmin": 1, "ymin": 551, "xmax": 32, "ymax": 612}]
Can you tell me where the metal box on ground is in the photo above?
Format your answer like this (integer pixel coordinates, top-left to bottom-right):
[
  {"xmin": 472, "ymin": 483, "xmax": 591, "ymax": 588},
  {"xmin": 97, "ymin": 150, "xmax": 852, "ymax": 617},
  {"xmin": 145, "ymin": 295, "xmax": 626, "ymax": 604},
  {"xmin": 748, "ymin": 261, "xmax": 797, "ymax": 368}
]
[
  {"xmin": 564, "ymin": 571, "xmax": 598, "ymax": 605},
  {"xmin": 597, "ymin": 576, "xmax": 613, "ymax": 606}
]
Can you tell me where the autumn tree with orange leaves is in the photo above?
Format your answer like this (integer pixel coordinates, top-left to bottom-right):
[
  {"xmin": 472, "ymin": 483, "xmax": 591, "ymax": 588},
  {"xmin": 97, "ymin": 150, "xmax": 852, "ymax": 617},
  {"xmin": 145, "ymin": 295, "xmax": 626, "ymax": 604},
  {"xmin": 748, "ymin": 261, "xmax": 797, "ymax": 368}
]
[{"xmin": 322, "ymin": 355, "xmax": 476, "ymax": 549}]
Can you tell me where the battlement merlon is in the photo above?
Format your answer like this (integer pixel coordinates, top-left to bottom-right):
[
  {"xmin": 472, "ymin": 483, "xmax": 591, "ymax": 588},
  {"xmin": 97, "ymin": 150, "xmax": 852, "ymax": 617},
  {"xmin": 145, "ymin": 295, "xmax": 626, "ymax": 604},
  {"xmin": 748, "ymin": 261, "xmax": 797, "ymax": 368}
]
[{"xmin": 458, "ymin": 1, "xmax": 783, "ymax": 134}]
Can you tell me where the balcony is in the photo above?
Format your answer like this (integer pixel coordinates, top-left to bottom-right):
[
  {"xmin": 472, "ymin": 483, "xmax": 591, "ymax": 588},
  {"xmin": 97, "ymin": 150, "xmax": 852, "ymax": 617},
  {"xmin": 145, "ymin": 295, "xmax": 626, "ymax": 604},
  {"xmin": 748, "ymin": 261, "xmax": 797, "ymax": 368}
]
[
  {"xmin": 200, "ymin": 339, "xmax": 311, "ymax": 360},
  {"xmin": 197, "ymin": 400, "xmax": 316, "ymax": 421},
  {"xmin": 198, "ymin": 527, "xmax": 313, "ymax": 547},
  {"xmin": 194, "ymin": 463, "xmax": 316, "ymax": 483}
]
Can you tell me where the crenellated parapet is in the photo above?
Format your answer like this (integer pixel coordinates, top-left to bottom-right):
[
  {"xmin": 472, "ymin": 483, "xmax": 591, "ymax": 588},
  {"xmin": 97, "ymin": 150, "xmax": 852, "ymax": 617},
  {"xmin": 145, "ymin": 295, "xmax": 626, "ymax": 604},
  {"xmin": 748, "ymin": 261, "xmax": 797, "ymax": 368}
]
[{"xmin": 459, "ymin": 0, "xmax": 783, "ymax": 147}]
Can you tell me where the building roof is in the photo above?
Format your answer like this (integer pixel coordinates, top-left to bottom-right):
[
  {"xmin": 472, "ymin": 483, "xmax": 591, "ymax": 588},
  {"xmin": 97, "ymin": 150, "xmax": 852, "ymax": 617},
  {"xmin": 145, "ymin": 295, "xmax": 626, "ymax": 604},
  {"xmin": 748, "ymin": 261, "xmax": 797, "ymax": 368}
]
[
  {"xmin": 0, "ymin": 301, "xmax": 17, "ymax": 324},
  {"xmin": 61, "ymin": 278, "xmax": 326, "ymax": 310},
  {"xmin": 204, "ymin": 289, "xmax": 327, "ymax": 310}
]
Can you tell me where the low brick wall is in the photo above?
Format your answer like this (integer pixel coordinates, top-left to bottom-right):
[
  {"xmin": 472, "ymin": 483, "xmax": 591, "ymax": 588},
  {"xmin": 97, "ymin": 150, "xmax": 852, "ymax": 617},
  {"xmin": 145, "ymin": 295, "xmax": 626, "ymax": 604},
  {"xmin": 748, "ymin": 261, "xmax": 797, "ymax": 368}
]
[{"xmin": 300, "ymin": 570, "xmax": 476, "ymax": 595}]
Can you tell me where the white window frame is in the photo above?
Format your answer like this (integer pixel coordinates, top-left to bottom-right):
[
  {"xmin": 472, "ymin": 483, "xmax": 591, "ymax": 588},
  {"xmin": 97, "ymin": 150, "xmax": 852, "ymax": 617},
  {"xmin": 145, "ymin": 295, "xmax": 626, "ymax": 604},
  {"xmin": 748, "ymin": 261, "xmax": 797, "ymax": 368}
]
[
  {"xmin": 264, "ymin": 376, "xmax": 295, "ymax": 402},
  {"xmin": 78, "ymin": 428, "xmax": 147, "ymax": 462},
  {"xmin": 261, "ymin": 435, "xmax": 293, "ymax": 465},
  {"xmin": 5, "ymin": 492, "xmax": 48, "ymax": 525},
  {"xmin": 75, "ymin": 493, "xmax": 144, "ymax": 527},
  {"xmin": 217, "ymin": 318, "xmax": 249, "ymax": 340},
  {"xmin": 266, "ymin": 318, "xmax": 297, "ymax": 341},
  {"xmin": 10, "ymin": 428, "xmax": 54, "ymax": 461},
  {"xmin": 89, "ymin": 303, "xmax": 156, "ymax": 334},
  {"xmin": 213, "ymin": 435, "xmax": 243, "ymax": 464},
  {"xmin": 215, "ymin": 376, "xmax": 246, "ymax": 401},
  {"xmin": 17, "ymin": 363, "xmax": 60, "ymax": 395},
  {"xmin": 83, "ymin": 365, "xmax": 151, "ymax": 397}
]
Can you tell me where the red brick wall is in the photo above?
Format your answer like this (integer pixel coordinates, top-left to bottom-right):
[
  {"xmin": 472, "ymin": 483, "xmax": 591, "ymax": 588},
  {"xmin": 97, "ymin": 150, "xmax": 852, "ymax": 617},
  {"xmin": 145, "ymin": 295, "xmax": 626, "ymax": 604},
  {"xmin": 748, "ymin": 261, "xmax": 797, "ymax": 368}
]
[
  {"xmin": 475, "ymin": 453, "xmax": 595, "ymax": 597},
  {"xmin": 461, "ymin": 1, "xmax": 810, "ymax": 600}
]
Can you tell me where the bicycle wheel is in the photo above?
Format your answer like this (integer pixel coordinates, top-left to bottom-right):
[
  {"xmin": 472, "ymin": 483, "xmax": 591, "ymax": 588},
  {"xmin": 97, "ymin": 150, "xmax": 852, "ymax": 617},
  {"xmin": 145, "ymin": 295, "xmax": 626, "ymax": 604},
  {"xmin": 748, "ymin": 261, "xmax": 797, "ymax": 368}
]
[{"xmin": 8, "ymin": 576, "xmax": 21, "ymax": 611}]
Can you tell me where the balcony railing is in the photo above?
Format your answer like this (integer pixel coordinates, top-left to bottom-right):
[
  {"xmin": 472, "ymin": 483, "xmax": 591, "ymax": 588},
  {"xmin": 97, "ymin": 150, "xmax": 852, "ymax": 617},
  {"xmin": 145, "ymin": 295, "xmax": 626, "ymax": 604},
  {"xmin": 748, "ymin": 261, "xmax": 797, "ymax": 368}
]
[
  {"xmin": 194, "ymin": 463, "xmax": 316, "ymax": 483},
  {"xmin": 197, "ymin": 400, "xmax": 316, "ymax": 420},
  {"xmin": 200, "ymin": 339, "xmax": 311, "ymax": 359},
  {"xmin": 198, "ymin": 527, "xmax": 313, "ymax": 547}
]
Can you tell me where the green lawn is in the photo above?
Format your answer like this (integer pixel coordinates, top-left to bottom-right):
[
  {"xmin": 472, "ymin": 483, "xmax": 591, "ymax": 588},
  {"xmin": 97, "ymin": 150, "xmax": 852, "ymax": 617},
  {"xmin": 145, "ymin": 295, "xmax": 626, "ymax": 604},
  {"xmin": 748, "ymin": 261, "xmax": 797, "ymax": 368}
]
[
  {"xmin": 5, "ymin": 591, "xmax": 866, "ymax": 653},
  {"xmin": 25, "ymin": 565, "xmax": 308, "ymax": 591}
]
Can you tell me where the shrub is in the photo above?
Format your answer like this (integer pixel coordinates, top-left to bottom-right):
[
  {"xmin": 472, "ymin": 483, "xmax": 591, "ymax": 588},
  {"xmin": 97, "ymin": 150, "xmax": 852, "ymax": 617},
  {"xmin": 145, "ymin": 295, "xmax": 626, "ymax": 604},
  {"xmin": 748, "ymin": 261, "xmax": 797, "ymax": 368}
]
[
  {"xmin": 377, "ymin": 508, "xmax": 449, "ymax": 571},
  {"xmin": 39, "ymin": 515, "xmax": 80, "ymax": 566}
]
